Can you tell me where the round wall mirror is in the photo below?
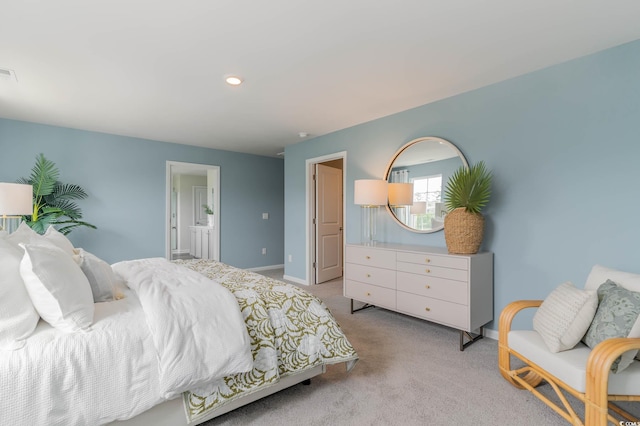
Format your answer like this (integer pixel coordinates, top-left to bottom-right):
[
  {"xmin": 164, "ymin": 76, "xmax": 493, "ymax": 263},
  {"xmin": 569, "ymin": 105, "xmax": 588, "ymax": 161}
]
[{"xmin": 384, "ymin": 137, "xmax": 468, "ymax": 233}]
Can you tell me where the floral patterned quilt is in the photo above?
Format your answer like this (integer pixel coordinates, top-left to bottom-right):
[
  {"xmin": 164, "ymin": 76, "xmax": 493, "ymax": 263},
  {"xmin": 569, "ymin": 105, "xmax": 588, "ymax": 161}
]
[{"xmin": 173, "ymin": 259, "xmax": 358, "ymax": 423}]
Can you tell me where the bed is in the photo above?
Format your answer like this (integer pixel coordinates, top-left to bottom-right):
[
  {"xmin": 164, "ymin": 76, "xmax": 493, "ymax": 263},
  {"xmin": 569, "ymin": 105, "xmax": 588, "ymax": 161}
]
[{"xmin": 0, "ymin": 224, "xmax": 358, "ymax": 426}]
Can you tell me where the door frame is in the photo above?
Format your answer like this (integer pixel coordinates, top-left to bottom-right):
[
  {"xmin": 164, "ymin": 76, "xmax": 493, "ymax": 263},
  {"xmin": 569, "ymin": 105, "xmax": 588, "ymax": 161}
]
[
  {"xmin": 305, "ymin": 151, "xmax": 347, "ymax": 285},
  {"xmin": 165, "ymin": 161, "xmax": 220, "ymax": 260}
]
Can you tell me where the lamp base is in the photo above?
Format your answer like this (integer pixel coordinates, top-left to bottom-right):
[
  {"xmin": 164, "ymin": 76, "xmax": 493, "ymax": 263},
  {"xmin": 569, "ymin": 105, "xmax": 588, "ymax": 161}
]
[{"xmin": 360, "ymin": 205, "xmax": 379, "ymax": 246}]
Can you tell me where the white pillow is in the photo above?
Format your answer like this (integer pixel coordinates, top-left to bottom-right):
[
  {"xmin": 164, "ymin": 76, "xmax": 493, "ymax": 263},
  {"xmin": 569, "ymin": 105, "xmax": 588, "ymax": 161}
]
[
  {"xmin": 0, "ymin": 239, "xmax": 40, "ymax": 350},
  {"xmin": 72, "ymin": 248, "xmax": 117, "ymax": 302},
  {"xmin": 585, "ymin": 264, "xmax": 640, "ymax": 292},
  {"xmin": 20, "ymin": 243, "xmax": 94, "ymax": 332},
  {"xmin": 43, "ymin": 225, "xmax": 75, "ymax": 255},
  {"xmin": 533, "ymin": 281, "xmax": 598, "ymax": 353},
  {"xmin": 6, "ymin": 221, "xmax": 40, "ymax": 245}
]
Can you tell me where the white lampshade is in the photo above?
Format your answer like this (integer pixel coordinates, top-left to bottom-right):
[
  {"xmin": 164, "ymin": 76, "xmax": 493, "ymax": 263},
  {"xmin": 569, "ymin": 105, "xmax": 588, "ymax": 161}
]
[
  {"xmin": 354, "ymin": 179, "xmax": 388, "ymax": 206},
  {"xmin": 388, "ymin": 183, "xmax": 413, "ymax": 206},
  {"xmin": 410, "ymin": 201, "xmax": 427, "ymax": 215},
  {"xmin": 0, "ymin": 183, "xmax": 33, "ymax": 216}
]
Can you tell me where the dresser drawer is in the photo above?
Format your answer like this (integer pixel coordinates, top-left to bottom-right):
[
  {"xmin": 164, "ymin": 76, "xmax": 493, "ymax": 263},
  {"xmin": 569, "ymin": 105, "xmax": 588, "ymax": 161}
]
[
  {"xmin": 345, "ymin": 263, "xmax": 396, "ymax": 289},
  {"xmin": 396, "ymin": 261, "xmax": 468, "ymax": 282},
  {"xmin": 345, "ymin": 280, "xmax": 396, "ymax": 310},
  {"xmin": 346, "ymin": 246, "xmax": 396, "ymax": 270},
  {"xmin": 397, "ymin": 271, "xmax": 467, "ymax": 305},
  {"xmin": 396, "ymin": 251, "xmax": 468, "ymax": 270},
  {"xmin": 397, "ymin": 291, "xmax": 468, "ymax": 330}
]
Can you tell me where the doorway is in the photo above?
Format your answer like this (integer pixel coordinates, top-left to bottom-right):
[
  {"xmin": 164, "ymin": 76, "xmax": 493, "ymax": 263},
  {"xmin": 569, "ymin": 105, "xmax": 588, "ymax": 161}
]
[
  {"xmin": 165, "ymin": 161, "xmax": 220, "ymax": 261},
  {"xmin": 306, "ymin": 152, "xmax": 347, "ymax": 285}
]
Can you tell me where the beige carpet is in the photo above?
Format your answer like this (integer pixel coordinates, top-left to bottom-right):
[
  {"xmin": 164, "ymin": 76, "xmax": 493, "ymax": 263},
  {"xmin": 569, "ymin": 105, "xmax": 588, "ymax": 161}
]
[{"xmin": 202, "ymin": 270, "xmax": 638, "ymax": 426}]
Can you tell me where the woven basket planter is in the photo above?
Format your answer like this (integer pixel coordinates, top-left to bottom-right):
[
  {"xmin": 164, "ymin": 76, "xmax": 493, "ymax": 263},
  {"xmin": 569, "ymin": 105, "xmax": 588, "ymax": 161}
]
[{"xmin": 444, "ymin": 207, "xmax": 485, "ymax": 254}]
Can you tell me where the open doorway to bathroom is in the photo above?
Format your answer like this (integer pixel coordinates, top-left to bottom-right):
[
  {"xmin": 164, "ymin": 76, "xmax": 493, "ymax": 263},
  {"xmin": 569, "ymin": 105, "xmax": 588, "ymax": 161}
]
[{"xmin": 165, "ymin": 161, "xmax": 220, "ymax": 261}]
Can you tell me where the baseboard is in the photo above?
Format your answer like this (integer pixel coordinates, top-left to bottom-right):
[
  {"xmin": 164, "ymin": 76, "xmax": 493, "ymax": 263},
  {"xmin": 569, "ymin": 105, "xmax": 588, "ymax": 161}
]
[
  {"xmin": 484, "ymin": 328, "xmax": 498, "ymax": 340},
  {"xmin": 283, "ymin": 274, "xmax": 308, "ymax": 286},
  {"xmin": 246, "ymin": 264, "xmax": 285, "ymax": 272}
]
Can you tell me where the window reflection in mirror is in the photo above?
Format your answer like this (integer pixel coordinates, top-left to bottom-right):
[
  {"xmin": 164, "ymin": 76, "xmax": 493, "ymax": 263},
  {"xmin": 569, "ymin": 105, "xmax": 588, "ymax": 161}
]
[{"xmin": 384, "ymin": 137, "xmax": 468, "ymax": 233}]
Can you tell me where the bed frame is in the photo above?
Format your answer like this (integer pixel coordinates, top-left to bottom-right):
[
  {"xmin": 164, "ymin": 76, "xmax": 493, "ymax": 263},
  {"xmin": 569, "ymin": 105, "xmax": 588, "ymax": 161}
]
[{"xmin": 111, "ymin": 365, "xmax": 325, "ymax": 425}]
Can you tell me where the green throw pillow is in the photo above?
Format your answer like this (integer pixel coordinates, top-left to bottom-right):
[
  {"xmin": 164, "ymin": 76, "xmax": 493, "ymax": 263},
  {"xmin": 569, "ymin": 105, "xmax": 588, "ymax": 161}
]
[{"xmin": 583, "ymin": 279, "xmax": 640, "ymax": 373}]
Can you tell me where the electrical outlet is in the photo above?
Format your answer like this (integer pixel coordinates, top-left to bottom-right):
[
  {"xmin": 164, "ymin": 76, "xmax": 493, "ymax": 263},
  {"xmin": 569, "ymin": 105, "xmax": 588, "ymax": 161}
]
[
  {"xmin": 288, "ymin": 254, "xmax": 292, "ymax": 262},
  {"xmin": 262, "ymin": 213, "xmax": 269, "ymax": 220},
  {"xmin": 262, "ymin": 248, "xmax": 267, "ymax": 255}
]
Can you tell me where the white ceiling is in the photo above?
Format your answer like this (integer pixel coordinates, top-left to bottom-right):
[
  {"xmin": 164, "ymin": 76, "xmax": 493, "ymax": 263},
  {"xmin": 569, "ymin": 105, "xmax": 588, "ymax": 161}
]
[{"xmin": 1, "ymin": 1, "xmax": 640, "ymax": 157}]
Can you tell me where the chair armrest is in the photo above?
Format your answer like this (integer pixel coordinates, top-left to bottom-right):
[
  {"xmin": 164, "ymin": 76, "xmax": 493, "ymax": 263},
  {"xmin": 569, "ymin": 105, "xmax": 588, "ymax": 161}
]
[
  {"xmin": 585, "ymin": 337, "xmax": 640, "ymax": 424},
  {"xmin": 498, "ymin": 300, "xmax": 543, "ymax": 344},
  {"xmin": 498, "ymin": 300, "xmax": 544, "ymax": 387}
]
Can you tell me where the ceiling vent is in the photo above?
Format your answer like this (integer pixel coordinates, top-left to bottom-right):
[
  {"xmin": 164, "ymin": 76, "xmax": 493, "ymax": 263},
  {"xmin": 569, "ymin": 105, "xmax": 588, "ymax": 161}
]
[{"xmin": 0, "ymin": 68, "xmax": 17, "ymax": 82}]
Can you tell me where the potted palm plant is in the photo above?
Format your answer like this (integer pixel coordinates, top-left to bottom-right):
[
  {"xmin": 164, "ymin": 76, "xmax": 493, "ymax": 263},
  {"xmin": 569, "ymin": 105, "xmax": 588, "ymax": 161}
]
[
  {"xmin": 443, "ymin": 161, "xmax": 492, "ymax": 254},
  {"xmin": 17, "ymin": 153, "xmax": 96, "ymax": 235},
  {"xmin": 202, "ymin": 204, "xmax": 214, "ymax": 227}
]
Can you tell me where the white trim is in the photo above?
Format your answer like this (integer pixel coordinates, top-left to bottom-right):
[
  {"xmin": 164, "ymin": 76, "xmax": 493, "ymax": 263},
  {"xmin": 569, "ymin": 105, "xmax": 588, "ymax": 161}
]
[
  {"xmin": 484, "ymin": 328, "xmax": 498, "ymax": 340},
  {"xmin": 246, "ymin": 264, "xmax": 285, "ymax": 272},
  {"xmin": 304, "ymin": 151, "xmax": 347, "ymax": 286},
  {"xmin": 283, "ymin": 274, "xmax": 308, "ymax": 286},
  {"xmin": 165, "ymin": 161, "xmax": 220, "ymax": 261}
]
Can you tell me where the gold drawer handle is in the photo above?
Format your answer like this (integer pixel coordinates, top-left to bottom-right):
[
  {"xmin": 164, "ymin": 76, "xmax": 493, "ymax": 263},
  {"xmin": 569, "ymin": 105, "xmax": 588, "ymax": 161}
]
[
  {"xmin": 425, "ymin": 258, "xmax": 431, "ymax": 263},
  {"xmin": 366, "ymin": 274, "xmax": 371, "ymax": 278},
  {"xmin": 366, "ymin": 292, "xmax": 371, "ymax": 296},
  {"xmin": 425, "ymin": 307, "xmax": 431, "ymax": 312},
  {"xmin": 425, "ymin": 285, "xmax": 430, "ymax": 289},
  {"xmin": 366, "ymin": 256, "xmax": 371, "ymax": 260},
  {"xmin": 425, "ymin": 269, "xmax": 431, "ymax": 273}
]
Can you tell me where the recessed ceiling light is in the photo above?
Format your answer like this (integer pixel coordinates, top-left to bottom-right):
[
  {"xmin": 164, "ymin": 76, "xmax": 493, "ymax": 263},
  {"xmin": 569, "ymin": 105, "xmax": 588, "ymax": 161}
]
[
  {"xmin": 224, "ymin": 75, "xmax": 243, "ymax": 86},
  {"xmin": 298, "ymin": 132, "xmax": 309, "ymax": 138}
]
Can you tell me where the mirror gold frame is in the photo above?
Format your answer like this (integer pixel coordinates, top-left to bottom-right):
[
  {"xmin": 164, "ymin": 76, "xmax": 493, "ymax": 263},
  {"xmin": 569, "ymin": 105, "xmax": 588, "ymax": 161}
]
[{"xmin": 383, "ymin": 136, "xmax": 468, "ymax": 233}]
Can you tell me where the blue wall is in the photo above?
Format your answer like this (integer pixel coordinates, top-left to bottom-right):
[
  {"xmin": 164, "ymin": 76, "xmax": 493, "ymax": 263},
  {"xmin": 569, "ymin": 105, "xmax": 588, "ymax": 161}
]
[
  {"xmin": 0, "ymin": 119, "xmax": 285, "ymax": 268},
  {"xmin": 284, "ymin": 39, "xmax": 640, "ymax": 330}
]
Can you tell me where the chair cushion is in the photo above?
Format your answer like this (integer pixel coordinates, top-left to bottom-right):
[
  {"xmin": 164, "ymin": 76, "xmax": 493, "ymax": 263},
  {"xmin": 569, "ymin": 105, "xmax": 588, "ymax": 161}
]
[
  {"xmin": 585, "ymin": 264, "xmax": 640, "ymax": 293},
  {"xmin": 533, "ymin": 282, "xmax": 597, "ymax": 353},
  {"xmin": 509, "ymin": 330, "xmax": 640, "ymax": 394}
]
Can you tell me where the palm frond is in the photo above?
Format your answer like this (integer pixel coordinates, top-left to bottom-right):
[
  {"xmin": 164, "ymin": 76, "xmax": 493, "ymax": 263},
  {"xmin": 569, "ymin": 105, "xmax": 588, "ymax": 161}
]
[
  {"xmin": 51, "ymin": 183, "xmax": 88, "ymax": 200},
  {"xmin": 444, "ymin": 161, "xmax": 492, "ymax": 214},
  {"xmin": 28, "ymin": 153, "xmax": 58, "ymax": 198}
]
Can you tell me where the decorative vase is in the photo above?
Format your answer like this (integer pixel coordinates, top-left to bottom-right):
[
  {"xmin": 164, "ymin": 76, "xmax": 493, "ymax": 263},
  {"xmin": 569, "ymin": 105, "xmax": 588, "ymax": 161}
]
[
  {"xmin": 444, "ymin": 207, "xmax": 484, "ymax": 254},
  {"xmin": 207, "ymin": 214, "xmax": 214, "ymax": 227}
]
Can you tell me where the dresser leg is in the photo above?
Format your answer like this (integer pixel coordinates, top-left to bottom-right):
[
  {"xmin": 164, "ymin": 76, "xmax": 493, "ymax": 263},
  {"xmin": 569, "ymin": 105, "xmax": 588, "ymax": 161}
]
[
  {"xmin": 459, "ymin": 328, "xmax": 484, "ymax": 351},
  {"xmin": 350, "ymin": 299, "xmax": 375, "ymax": 314}
]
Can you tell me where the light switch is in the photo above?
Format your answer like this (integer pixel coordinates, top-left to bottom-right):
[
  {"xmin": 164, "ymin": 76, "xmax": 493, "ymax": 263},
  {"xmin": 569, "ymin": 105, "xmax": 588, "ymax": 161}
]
[{"xmin": 262, "ymin": 213, "xmax": 269, "ymax": 220}]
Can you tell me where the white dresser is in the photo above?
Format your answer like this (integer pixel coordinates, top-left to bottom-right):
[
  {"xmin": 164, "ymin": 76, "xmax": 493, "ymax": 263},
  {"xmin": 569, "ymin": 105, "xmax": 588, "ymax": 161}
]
[{"xmin": 345, "ymin": 243, "xmax": 493, "ymax": 350}]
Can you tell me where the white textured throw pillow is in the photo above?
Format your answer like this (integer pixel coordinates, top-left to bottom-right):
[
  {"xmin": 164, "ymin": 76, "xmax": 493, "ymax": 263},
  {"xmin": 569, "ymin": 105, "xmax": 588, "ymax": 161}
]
[
  {"xmin": 72, "ymin": 248, "xmax": 117, "ymax": 302},
  {"xmin": 43, "ymin": 225, "xmax": 75, "ymax": 255},
  {"xmin": 0, "ymin": 239, "xmax": 40, "ymax": 350},
  {"xmin": 20, "ymin": 243, "xmax": 94, "ymax": 332},
  {"xmin": 533, "ymin": 281, "xmax": 598, "ymax": 353}
]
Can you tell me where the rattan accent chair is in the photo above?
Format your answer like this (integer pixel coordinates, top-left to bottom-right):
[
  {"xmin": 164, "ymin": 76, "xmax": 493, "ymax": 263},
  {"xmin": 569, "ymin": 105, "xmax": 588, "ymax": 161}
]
[{"xmin": 499, "ymin": 266, "xmax": 640, "ymax": 425}]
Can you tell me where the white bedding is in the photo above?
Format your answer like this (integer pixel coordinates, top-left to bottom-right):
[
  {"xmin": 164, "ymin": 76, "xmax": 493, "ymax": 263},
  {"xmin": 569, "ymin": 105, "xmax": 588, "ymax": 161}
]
[
  {"xmin": 112, "ymin": 258, "xmax": 253, "ymax": 398},
  {"xmin": 0, "ymin": 258, "xmax": 253, "ymax": 426}
]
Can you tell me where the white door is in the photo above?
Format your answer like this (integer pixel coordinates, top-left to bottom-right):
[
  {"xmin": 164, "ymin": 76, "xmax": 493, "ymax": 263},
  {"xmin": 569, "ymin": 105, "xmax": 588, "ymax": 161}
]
[
  {"xmin": 315, "ymin": 164, "xmax": 343, "ymax": 283},
  {"xmin": 194, "ymin": 186, "xmax": 208, "ymax": 225}
]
